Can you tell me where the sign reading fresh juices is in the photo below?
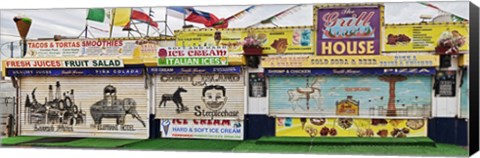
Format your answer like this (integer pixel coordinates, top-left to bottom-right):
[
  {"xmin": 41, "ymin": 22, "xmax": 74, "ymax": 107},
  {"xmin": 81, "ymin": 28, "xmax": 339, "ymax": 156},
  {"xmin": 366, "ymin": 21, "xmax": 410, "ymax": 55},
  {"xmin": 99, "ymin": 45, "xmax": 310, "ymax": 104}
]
[
  {"xmin": 316, "ymin": 5, "xmax": 382, "ymax": 55},
  {"xmin": 157, "ymin": 46, "xmax": 228, "ymax": 66},
  {"xmin": 5, "ymin": 59, "xmax": 124, "ymax": 68}
]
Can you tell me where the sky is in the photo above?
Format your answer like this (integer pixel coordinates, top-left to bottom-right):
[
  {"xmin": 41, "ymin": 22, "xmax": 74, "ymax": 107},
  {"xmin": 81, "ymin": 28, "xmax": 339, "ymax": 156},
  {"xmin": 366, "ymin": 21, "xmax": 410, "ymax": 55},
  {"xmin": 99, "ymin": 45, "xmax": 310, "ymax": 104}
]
[{"xmin": 0, "ymin": 1, "xmax": 470, "ymax": 59}]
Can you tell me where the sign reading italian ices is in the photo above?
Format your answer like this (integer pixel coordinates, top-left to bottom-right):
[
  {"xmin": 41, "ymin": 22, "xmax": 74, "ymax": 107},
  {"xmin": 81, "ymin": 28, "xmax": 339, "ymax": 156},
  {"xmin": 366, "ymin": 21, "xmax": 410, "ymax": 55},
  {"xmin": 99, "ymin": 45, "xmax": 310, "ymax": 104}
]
[
  {"xmin": 155, "ymin": 73, "xmax": 245, "ymax": 120},
  {"xmin": 160, "ymin": 119, "xmax": 244, "ymax": 140},
  {"xmin": 5, "ymin": 59, "xmax": 124, "ymax": 68},
  {"xmin": 157, "ymin": 46, "xmax": 228, "ymax": 66},
  {"xmin": 384, "ymin": 24, "xmax": 469, "ymax": 53},
  {"xmin": 175, "ymin": 27, "xmax": 314, "ymax": 54},
  {"xmin": 316, "ymin": 5, "xmax": 382, "ymax": 55},
  {"xmin": 276, "ymin": 118, "xmax": 427, "ymax": 137},
  {"xmin": 26, "ymin": 39, "xmax": 139, "ymax": 57}
]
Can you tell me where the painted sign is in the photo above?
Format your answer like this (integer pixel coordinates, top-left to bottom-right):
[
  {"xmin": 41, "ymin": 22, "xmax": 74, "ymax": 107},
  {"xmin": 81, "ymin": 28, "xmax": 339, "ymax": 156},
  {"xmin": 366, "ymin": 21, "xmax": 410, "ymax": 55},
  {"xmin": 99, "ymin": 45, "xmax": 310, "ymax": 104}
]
[
  {"xmin": 20, "ymin": 77, "xmax": 148, "ymax": 139},
  {"xmin": 7, "ymin": 68, "xmax": 143, "ymax": 77},
  {"xmin": 434, "ymin": 71, "xmax": 456, "ymax": 97},
  {"xmin": 155, "ymin": 73, "xmax": 245, "ymax": 120},
  {"xmin": 336, "ymin": 96, "xmax": 359, "ymax": 116},
  {"xmin": 261, "ymin": 55, "xmax": 439, "ymax": 68},
  {"xmin": 276, "ymin": 118, "xmax": 427, "ymax": 137},
  {"xmin": 157, "ymin": 46, "xmax": 228, "ymax": 66},
  {"xmin": 316, "ymin": 5, "xmax": 381, "ymax": 55},
  {"xmin": 269, "ymin": 75, "xmax": 432, "ymax": 117},
  {"xmin": 148, "ymin": 66, "xmax": 241, "ymax": 75},
  {"xmin": 5, "ymin": 59, "xmax": 123, "ymax": 68},
  {"xmin": 175, "ymin": 27, "xmax": 314, "ymax": 54},
  {"xmin": 160, "ymin": 119, "xmax": 244, "ymax": 140},
  {"xmin": 384, "ymin": 24, "xmax": 469, "ymax": 53},
  {"xmin": 25, "ymin": 39, "xmax": 175, "ymax": 58},
  {"xmin": 265, "ymin": 68, "xmax": 436, "ymax": 76},
  {"xmin": 249, "ymin": 73, "xmax": 267, "ymax": 97}
]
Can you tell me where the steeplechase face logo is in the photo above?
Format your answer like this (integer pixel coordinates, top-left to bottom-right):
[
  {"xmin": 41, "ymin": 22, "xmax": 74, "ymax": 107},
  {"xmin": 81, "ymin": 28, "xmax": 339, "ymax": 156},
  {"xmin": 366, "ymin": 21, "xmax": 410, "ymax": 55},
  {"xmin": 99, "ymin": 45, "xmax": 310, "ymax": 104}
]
[
  {"xmin": 162, "ymin": 120, "xmax": 171, "ymax": 135},
  {"xmin": 158, "ymin": 48, "xmax": 168, "ymax": 59}
]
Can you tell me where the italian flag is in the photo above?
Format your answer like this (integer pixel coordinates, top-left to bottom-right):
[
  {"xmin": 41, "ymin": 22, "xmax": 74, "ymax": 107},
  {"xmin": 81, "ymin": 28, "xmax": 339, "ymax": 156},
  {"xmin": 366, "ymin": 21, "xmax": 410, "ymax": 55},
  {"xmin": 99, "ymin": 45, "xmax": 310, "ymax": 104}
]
[{"xmin": 87, "ymin": 8, "xmax": 158, "ymax": 27}]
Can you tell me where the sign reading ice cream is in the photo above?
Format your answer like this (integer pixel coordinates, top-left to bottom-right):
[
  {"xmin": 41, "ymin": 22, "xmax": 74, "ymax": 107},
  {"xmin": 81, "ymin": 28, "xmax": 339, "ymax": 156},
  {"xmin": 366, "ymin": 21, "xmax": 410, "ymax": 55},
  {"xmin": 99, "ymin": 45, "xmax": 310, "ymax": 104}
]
[
  {"xmin": 157, "ymin": 46, "xmax": 229, "ymax": 66},
  {"xmin": 316, "ymin": 5, "xmax": 382, "ymax": 55}
]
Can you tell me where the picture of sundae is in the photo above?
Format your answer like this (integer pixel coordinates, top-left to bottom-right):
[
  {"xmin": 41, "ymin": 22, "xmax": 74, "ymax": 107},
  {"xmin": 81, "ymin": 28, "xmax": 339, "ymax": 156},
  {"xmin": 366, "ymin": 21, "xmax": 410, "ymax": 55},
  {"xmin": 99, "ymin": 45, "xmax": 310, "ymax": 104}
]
[
  {"xmin": 214, "ymin": 31, "xmax": 222, "ymax": 46},
  {"xmin": 293, "ymin": 29, "xmax": 311, "ymax": 46},
  {"xmin": 435, "ymin": 30, "xmax": 466, "ymax": 54},
  {"xmin": 293, "ymin": 30, "xmax": 301, "ymax": 45},
  {"xmin": 271, "ymin": 38, "xmax": 288, "ymax": 53}
]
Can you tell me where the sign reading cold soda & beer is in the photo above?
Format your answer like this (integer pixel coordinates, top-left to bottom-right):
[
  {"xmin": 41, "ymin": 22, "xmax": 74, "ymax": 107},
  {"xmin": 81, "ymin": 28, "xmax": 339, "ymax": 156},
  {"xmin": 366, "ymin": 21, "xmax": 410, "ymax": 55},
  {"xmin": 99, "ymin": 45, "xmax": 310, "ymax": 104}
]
[
  {"xmin": 157, "ymin": 46, "xmax": 228, "ymax": 66},
  {"xmin": 316, "ymin": 5, "xmax": 382, "ymax": 55}
]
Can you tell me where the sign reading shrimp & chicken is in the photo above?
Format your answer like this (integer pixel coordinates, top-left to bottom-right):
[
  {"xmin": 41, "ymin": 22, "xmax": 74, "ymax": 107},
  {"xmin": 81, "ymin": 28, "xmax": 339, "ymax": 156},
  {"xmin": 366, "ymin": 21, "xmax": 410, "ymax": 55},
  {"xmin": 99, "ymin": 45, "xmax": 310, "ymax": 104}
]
[
  {"xmin": 315, "ymin": 4, "xmax": 383, "ymax": 55},
  {"xmin": 152, "ymin": 67, "xmax": 245, "ymax": 120}
]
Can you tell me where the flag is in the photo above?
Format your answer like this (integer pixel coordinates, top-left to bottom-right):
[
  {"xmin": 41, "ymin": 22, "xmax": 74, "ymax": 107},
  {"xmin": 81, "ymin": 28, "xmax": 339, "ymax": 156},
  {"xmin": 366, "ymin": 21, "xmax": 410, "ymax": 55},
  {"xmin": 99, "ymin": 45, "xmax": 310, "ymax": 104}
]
[
  {"xmin": 131, "ymin": 8, "xmax": 158, "ymax": 28},
  {"xmin": 112, "ymin": 8, "xmax": 131, "ymax": 26},
  {"xmin": 86, "ymin": 8, "xmax": 106, "ymax": 22},
  {"xmin": 167, "ymin": 7, "xmax": 228, "ymax": 28}
]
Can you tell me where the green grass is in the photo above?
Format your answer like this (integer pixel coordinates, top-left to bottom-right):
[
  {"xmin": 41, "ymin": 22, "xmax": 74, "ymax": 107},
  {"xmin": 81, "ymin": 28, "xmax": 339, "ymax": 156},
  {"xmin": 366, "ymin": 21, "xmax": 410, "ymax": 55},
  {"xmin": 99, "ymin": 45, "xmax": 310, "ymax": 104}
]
[
  {"xmin": 124, "ymin": 138, "xmax": 243, "ymax": 151},
  {"xmin": 233, "ymin": 141, "xmax": 468, "ymax": 157},
  {"xmin": 1, "ymin": 136, "xmax": 47, "ymax": 145},
  {"xmin": 256, "ymin": 137, "xmax": 435, "ymax": 146},
  {"xmin": 23, "ymin": 138, "xmax": 143, "ymax": 148}
]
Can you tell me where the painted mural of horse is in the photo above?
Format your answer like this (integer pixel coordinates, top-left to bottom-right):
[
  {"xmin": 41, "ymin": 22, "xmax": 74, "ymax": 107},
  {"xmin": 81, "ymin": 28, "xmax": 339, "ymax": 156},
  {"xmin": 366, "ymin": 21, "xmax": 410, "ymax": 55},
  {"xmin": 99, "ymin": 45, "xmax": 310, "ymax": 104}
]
[
  {"xmin": 159, "ymin": 87, "xmax": 188, "ymax": 113},
  {"xmin": 287, "ymin": 78, "xmax": 325, "ymax": 111}
]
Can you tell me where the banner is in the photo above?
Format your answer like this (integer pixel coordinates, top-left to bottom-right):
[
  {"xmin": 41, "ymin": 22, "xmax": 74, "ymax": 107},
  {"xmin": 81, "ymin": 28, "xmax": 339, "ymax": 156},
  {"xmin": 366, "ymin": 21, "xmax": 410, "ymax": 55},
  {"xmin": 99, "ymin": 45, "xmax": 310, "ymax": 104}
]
[
  {"xmin": 20, "ymin": 76, "xmax": 149, "ymax": 139},
  {"xmin": 7, "ymin": 68, "xmax": 143, "ymax": 77},
  {"xmin": 157, "ymin": 46, "xmax": 228, "ymax": 66},
  {"xmin": 160, "ymin": 119, "xmax": 244, "ymax": 140},
  {"xmin": 265, "ymin": 68, "xmax": 436, "ymax": 76},
  {"xmin": 316, "ymin": 5, "xmax": 382, "ymax": 55},
  {"xmin": 261, "ymin": 55, "xmax": 439, "ymax": 68},
  {"xmin": 384, "ymin": 24, "xmax": 469, "ymax": 53},
  {"xmin": 5, "ymin": 59, "xmax": 123, "ymax": 68},
  {"xmin": 269, "ymin": 75, "xmax": 432, "ymax": 117},
  {"xmin": 276, "ymin": 118, "xmax": 427, "ymax": 137},
  {"xmin": 155, "ymin": 73, "xmax": 245, "ymax": 120},
  {"xmin": 175, "ymin": 27, "xmax": 314, "ymax": 54},
  {"xmin": 148, "ymin": 66, "xmax": 241, "ymax": 75}
]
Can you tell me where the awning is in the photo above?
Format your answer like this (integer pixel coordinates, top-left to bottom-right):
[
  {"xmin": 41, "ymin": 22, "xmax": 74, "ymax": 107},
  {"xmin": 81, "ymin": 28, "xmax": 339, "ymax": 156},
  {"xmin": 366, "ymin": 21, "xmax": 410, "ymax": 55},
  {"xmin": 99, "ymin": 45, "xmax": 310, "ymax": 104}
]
[
  {"xmin": 6, "ymin": 67, "xmax": 143, "ymax": 77},
  {"xmin": 265, "ymin": 68, "xmax": 436, "ymax": 76},
  {"xmin": 148, "ymin": 66, "xmax": 242, "ymax": 75}
]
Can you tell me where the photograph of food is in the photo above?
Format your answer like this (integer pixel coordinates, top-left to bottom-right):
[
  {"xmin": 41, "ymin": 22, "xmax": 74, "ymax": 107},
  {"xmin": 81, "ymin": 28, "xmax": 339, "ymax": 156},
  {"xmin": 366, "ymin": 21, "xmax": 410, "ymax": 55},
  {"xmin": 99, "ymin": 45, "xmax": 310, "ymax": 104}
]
[
  {"xmin": 386, "ymin": 34, "xmax": 411, "ymax": 45},
  {"xmin": 435, "ymin": 29, "xmax": 466, "ymax": 54},
  {"xmin": 305, "ymin": 126, "xmax": 318, "ymax": 137},
  {"xmin": 310, "ymin": 118, "xmax": 326, "ymax": 126},
  {"xmin": 406, "ymin": 119, "xmax": 425, "ymax": 130},
  {"xmin": 338, "ymin": 118, "xmax": 353, "ymax": 129},
  {"xmin": 391, "ymin": 128, "xmax": 410, "ymax": 138},
  {"xmin": 389, "ymin": 119, "xmax": 404, "ymax": 127},
  {"xmin": 371, "ymin": 119, "xmax": 388, "ymax": 126},
  {"xmin": 271, "ymin": 38, "xmax": 288, "ymax": 53},
  {"xmin": 320, "ymin": 127, "xmax": 330, "ymax": 136},
  {"xmin": 377, "ymin": 129, "xmax": 389, "ymax": 138}
]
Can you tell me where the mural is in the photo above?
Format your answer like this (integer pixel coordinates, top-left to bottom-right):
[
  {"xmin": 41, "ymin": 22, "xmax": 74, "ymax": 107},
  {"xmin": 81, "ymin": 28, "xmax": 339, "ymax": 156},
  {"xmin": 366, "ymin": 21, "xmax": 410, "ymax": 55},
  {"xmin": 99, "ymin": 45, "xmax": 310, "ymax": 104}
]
[
  {"xmin": 276, "ymin": 118, "xmax": 427, "ymax": 137},
  {"xmin": 269, "ymin": 75, "xmax": 432, "ymax": 117},
  {"xmin": 156, "ymin": 73, "xmax": 245, "ymax": 120},
  {"xmin": 20, "ymin": 77, "xmax": 149, "ymax": 139}
]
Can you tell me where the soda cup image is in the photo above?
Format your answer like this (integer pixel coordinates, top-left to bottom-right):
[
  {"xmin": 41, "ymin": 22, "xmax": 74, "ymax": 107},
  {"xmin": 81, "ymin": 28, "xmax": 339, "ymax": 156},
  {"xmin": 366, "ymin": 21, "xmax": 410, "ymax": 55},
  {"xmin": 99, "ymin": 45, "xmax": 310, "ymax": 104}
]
[{"xmin": 285, "ymin": 118, "xmax": 292, "ymax": 127}]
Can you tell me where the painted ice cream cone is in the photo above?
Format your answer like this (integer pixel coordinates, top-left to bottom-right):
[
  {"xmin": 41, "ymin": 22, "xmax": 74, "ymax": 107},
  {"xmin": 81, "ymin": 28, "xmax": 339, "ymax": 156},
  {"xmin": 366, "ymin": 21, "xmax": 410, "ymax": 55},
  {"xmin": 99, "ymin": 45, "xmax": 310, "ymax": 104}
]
[
  {"xmin": 162, "ymin": 120, "xmax": 171, "ymax": 136},
  {"xmin": 13, "ymin": 16, "xmax": 32, "ymax": 39}
]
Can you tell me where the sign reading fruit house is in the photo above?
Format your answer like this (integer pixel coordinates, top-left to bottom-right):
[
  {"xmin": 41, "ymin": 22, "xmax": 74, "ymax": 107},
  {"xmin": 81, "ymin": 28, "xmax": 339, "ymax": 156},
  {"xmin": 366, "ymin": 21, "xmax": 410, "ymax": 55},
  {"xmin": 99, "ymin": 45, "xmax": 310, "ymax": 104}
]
[
  {"xmin": 316, "ymin": 5, "xmax": 382, "ymax": 55},
  {"xmin": 157, "ymin": 46, "xmax": 228, "ymax": 66},
  {"xmin": 5, "ymin": 59, "xmax": 124, "ymax": 68}
]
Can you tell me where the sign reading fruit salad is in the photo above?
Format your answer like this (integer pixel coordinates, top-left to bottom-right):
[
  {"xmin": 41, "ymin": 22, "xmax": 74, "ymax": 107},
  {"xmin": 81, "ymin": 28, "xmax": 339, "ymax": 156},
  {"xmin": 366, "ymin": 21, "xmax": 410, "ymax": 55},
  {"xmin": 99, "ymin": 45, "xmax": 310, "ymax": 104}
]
[
  {"xmin": 316, "ymin": 5, "xmax": 382, "ymax": 55},
  {"xmin": 157, "ymin": 46, "xmax": 229, "ymax": 66}
]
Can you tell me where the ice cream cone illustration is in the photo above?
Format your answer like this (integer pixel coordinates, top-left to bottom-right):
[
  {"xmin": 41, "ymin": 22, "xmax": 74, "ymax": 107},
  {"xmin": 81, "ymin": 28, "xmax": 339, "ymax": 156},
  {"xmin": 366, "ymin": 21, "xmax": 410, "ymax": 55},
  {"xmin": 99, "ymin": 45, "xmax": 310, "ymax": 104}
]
[
  {"xmin": 162, "ymin": 120, "xmax": 171, "ymax": 136},
  {"xmin": 13, "ymin": 16, "xmax": 32, "ymax": 39}
]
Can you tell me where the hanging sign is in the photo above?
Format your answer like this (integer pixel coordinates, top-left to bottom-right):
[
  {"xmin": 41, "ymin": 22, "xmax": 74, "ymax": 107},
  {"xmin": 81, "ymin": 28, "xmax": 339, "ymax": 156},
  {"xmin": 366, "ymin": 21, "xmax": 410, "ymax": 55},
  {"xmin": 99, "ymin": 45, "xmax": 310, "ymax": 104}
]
[
  {"xmin": 157, "ymin": 46, "xmax": 229, "ymax": 66},
  {"xmin": 4, "ymin": 59, "xmax": 124, "ymax": 68},
  {"xmin": 316, "ymin": 5, "xmax": 382, "ymax": 55},
  {"xmin": 261, "ymin": 55, "xmax": 439, "ymax": 68}
]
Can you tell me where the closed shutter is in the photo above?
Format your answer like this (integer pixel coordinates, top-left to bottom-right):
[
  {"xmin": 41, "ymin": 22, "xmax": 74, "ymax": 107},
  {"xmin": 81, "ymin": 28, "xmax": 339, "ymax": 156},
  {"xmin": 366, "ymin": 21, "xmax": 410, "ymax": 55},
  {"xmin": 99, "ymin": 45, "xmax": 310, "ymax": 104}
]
[
  {"xmin": 19, "ymin": 76, "xmax": 149, "ymax": 139},
  {"xmin": 269, "ymin": 75, "xmax": 432, "ymax": 118},
  {"xmin": 155, "ymin": 73, "xmax": 245, "ymax": 120}
]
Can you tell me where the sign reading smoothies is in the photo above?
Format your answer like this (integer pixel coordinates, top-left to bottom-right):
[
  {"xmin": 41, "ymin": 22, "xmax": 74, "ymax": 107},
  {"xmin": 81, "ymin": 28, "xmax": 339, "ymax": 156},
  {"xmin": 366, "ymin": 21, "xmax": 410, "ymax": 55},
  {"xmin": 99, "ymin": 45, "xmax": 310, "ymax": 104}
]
[
  {"xmin": 161, "ymin": 119, "xmax": 244, "ymax": 140},
  {"xmin": 316, "ymin": 5, "xmax": 382, "ymax": 55},
  {"xmin": 157, "ymin": 46, "xmax": 228, "ymax": 66}
]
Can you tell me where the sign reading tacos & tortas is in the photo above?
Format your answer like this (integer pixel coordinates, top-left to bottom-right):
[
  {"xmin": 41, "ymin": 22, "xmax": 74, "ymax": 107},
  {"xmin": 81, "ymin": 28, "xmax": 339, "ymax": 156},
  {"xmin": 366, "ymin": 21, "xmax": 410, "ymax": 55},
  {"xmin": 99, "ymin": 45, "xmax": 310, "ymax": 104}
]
[
  {"xmin": 315, "ymin": 5, "xmax": 382, "ymax": 55},
  {"xmin": 157, "ymin": 46, "xmax": 229, "ymax": 66}
]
